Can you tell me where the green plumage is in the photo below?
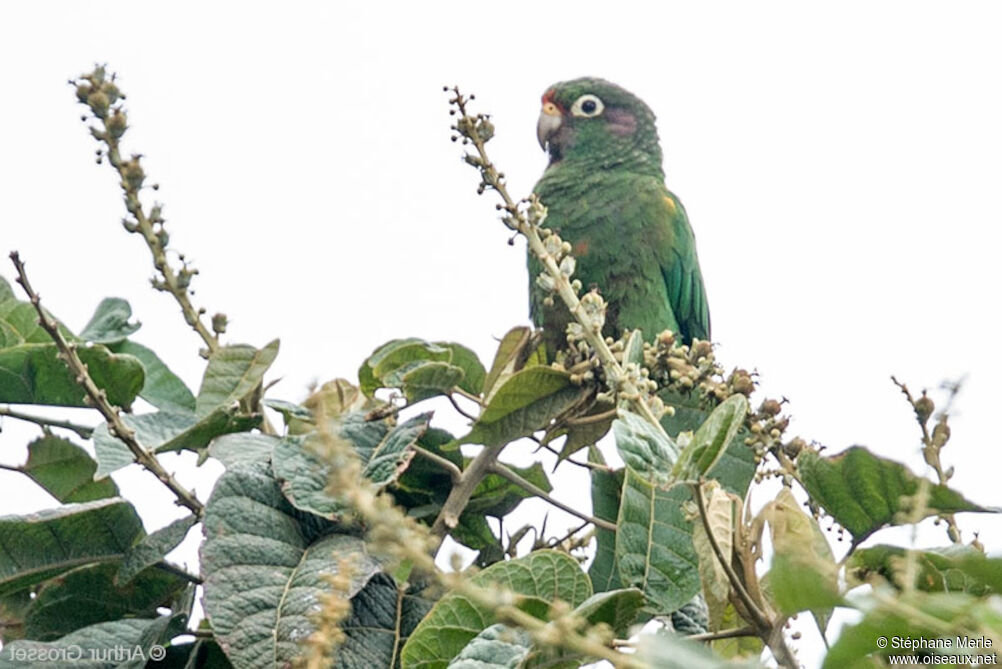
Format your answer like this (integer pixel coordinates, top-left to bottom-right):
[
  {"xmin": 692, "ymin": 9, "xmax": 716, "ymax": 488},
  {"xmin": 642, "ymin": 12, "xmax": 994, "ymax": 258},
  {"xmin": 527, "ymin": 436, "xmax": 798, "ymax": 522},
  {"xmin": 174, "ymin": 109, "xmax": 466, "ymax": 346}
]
[{"xmin": 530, "ymin": 78, "xmax": 710, "ymax": 354}]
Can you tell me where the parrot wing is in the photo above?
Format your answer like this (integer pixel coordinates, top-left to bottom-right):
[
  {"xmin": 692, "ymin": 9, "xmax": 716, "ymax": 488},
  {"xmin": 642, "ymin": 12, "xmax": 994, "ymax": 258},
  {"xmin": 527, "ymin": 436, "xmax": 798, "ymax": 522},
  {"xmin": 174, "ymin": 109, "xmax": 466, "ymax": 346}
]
[{"xmin": 658, "ymin": 190, "xmax": 711, "ymax": 343}]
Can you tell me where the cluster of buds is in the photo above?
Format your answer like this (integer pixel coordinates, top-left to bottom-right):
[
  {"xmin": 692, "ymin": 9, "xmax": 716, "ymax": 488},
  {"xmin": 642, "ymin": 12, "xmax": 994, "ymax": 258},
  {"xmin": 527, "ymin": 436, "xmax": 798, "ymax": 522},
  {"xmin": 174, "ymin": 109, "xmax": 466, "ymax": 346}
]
[
  {"xmin": 644, "ymin": 332, "xmax": 719, "ymax": 393},
  {"xmin": 74, "ymin": 65, "xmax": 122, "ymax": 121}
]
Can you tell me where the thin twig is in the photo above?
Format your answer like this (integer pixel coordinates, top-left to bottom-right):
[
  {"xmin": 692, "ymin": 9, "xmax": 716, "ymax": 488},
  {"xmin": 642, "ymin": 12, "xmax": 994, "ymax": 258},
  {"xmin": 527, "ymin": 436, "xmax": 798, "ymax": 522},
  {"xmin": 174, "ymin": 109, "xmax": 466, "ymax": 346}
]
[
  {"xmin": 692, "ymin": 482, "xmax": 797, "ymax": 667},
  {"xmin": 563, "ymin": 409, "xmax": 617, "ymax": 427},
  {"xmin": 10, "ymin": 252, "xmax": 204, "ymax": 519},
  {"xmin": 488, "ymin": 462, "xmax": 616, "ymax": 532},
  {"xmin": 412, "ymin": 444, "xmax": 462, "ymax": 484},
  {"xmin": 447, "ymin": 393, "xmax": 477, "ymax": 422},
  {"xmin": 0, "ymin": 405, "xmax": 94, "ymax": 439},
  {"xmin": 153, "ymin": 560, "xmax": 203, "ymax": 585},
  {"xmin": 687, "ymin": 626, "xmax": 758, "ymax": 642},
  {"xmin": 452, "ymin": 387, "xmax": 484, "ymax": 406}
]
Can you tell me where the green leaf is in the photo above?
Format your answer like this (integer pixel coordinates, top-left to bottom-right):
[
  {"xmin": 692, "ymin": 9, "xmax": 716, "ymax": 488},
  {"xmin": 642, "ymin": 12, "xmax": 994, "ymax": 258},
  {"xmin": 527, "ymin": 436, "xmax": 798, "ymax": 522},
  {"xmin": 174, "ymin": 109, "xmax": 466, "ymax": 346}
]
[
  {"xmin": 0, "ymin": 342, "xmax": 144, "ymax": 408},
  {"xmin": 117, "ymin": 514, "xmax": 198, "ymax": 586},
  {"xmin": 768, "ymin": 554, "xmax": 843, "ymax": 623},
  {"xmin": 451, "ymin": 513, "xmax": 500, "ymax": 553},
  {"xmin": 0, "ymin": 498, "xmax": 143, "ymax": 597},
  {"xmin": 466, "ymin": 367, "xmax": 583, "ymax": 447},
  {"xmin": 108, "ymin": 340, "xmax": 196, "ymax": 413},
  {"xmin": 463, "ymin": 462, "xmax": 552, "ymax": 520},
  {"xmin": 659, "ymin": 390, "xmax": 755, "ymax": 498},
  {"xmin": 589, "ymin": 467, "xmax": 624, "ymax": 593},
  {"xmin": 849, "ymin": 544, "xmax": 1002, "ymax": 596},
  {"xmin": 390, "ymin": 427, "xmax": 461, "ymax": 515},
  {"xmin": 822, "ymin": 591, "xmax": 1002, "ymax": 668},
  {"xmin": 613, "ymin": 411, "xmax": 679, "ymax": 485},
  {"xmin": 0, "ymin": 589, "xmax": 31, "ymax": 644},
  {"xmin": 272, "ymin": 412, "xmax": 415, "ymax": 520},
  {"xmin": 761, "ymin": 488, "xmax": 839, "ymax": 629},
  {"xmin": 23, "ymin": 562, "xmax": 188, "ymax": 641},
  {"xmin": 195, "ymin": 339, "xmax": 279, "ymax": 417},
  {"xmin": 336, "ymin": 575, "xmax": 437, "ymax": 668},
  {"xmin": 437, "ymin": 341, "xmax": 487, "ymax": 396},
  {"xmin": 481, "ymin": 326, "xmax": 533, "ymax": 403},
  {"xmin": 616, "ymin": 471, "xmax": 700, "ymax": 614},
  {"xmin": 554, "ymin": 396, "xmax": 616, "ymax": 463},
  {"xmin": 201, "ymin": 462, "xmax": 383, "ymax": 669},
  {"xmin": 93, "ymin": 407, "xmax": 259, "ymax": 477},
  {"xmin": 0, "ymin": 276, "xmax": 14, "ymax": 303},
  {"xmin": 0, "ymin": 617, "xmax": 178, "ymax": 668},
  {"xmin": 359, "ymin": 339, "xmax": 452, "ymax": 396},
  {"xmin": 636, "ymin": 629, "xmax": 759, "ymax": 668},
  {"xmin": 572, "ymin": 588, "xmax": 646, "ymax": 636},
  {"xmin": 209, "ymin": 432, "xmax": 281, "ymax": 468},
  {"xmin": 674, "ymin": 395, "xmax": 747, "ymax": 480},
  {"xmin": 363, "ymin": 413, "xmax": 431, "ymax": 487},
  {"xmin": 79, "ymin": 297, "xmax": 141, "ymax": 344},
  {"xmin": 20, "ymin": 435, "xmax": 118, "ymax": 503},
  {"xmin": 798, "ymin": 446, "xmax": 993, "ymax": 543},
  {"xmin": 690, "ymin": 482, "xmax": 735, "ymax": 630},
  {"xmin": 447, "ymin": 624, "xmax": 531, "ymax": 669},
  {"xmin": 263, "ymin": 398, "xmax": 312, "ymax": 424},
  {"xmin": 400, "ymin": 550, "xmax": 592, "ymax": 669},
  {"xmin": 391, "ymin": 361, "xmax": 466, "ymax": 403}
]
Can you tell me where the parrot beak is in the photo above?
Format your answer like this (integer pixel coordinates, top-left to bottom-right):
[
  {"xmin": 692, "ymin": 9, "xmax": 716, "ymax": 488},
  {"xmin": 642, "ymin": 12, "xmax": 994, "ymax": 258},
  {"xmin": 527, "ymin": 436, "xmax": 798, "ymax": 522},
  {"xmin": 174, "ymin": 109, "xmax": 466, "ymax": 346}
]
[{"xmin": 536, "ymin": 101, "xmax": 562, "ymax": 150}]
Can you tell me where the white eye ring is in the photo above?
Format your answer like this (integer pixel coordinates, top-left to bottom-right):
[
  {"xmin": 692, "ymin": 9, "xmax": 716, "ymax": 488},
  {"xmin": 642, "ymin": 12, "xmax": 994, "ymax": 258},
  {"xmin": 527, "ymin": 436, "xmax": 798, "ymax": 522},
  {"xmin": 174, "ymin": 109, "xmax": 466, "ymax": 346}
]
[{"xmin": 570, "ymin": 94, "xmax": 604, "ymax": 118}]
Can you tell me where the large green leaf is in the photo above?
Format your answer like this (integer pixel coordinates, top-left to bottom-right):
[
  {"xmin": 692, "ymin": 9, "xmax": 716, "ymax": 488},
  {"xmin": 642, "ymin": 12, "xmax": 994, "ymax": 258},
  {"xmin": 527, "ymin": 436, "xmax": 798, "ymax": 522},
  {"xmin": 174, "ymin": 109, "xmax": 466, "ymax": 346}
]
[
  {"xmin": 400, "ymin": 550, "xmax": 592, "ymax": 669},
  {"xmin": 201, "ymin": 461, "xmax": 383, "ymax": 669},
  {"xmin": 0, "ymin": 498, "xmax": 143, "ymax": 597},
  {"xmin": 23, "ymin": 562, "xmax": 188, "ymax": 641},
  {"xmin": 195, "ymin": 339, "xmax": 279, "ymax": 416},
  {"xmin": 19, "ymin": 435, "xmax": 118, "ymax": 503},
  {"xmin": 589, "ymin": 467, "xmax": 624, "ymax": 593},
  {"xmin": 849, "ymin": 544, "xmax": 1002, "ymax": 596},
  {"xmin": 448, "ymin": 624, "xmax": 531, "ymax": 669},
  {"xmin": 363, "ymin": 413, "xmax": 432, "ymax": 486},
  {"xmin": 613, "ymin": 410, "xmax": 678, "ymax": 485},
  {"xmin": 93, "ymin": 407, "xmax": 260, "ymax": 477},
  {"xmin": 0, "ymin": 291, "xmax": 145, "ymax": 408},
  {"xmin": 359, "ymin": 339, "xmax": 452, "ymax": 395},
  {"xmin": 481, "ymin": 326, "xmax": 533, "ymax": 403},
  {"xmin": 822, "ymin": 591, "xmax": 1002, "ymax": 668},
  {"xmin": 465, "ymin": 367, "xmax": 583, "ymax": 447},
  {"xmin": 272, "ymin": 413, "xmax": 426, "ymax": 520},
  {"xmin": 358, "ymin": 338, "xmax": 486, "ymax": 402},
  {"xmin": 798, "ymin": 446, "xmax": 993, "ymax": 543},
  {"xmin": 209, "ymin": 432, "xmax": 281, "ymax": 469},
  {"xmin": 108, "ymin": 339, "xmax": 196, "ymax": 413},
  {"xmin": 659, "ymin": 390, "xmax": 755, "ymax": 498},
  {"xmin": 761, "ymin": 488, "xmax": 839, "ymax": 630},
  {"xmin": 673, "ymin": 395, "xmax": 747, "ymax": 481},
  {"xmin": 0, "ymin": 616, "xmax": 183, "ymax": 668},
  {"xmin": 335, "ymin": 575, "xmax": 436, "ymax": 668},
  {"xmin": 616, "ymin": 470, "xmax": 700, "ymax": 614},
  {"xmin": 438, "ymin": 341, "xmax": 487, "ymax": 396},
  {"xmin": 116, "ymin": 514, "xmax": 198, "ymax": 586},
  {"xmin": 79, "ymin": 297, "xmax": 141, "ymax": 344},
  {"xmin": 0, "ymin": 342, "xmax": 144, "ymax": 408}
]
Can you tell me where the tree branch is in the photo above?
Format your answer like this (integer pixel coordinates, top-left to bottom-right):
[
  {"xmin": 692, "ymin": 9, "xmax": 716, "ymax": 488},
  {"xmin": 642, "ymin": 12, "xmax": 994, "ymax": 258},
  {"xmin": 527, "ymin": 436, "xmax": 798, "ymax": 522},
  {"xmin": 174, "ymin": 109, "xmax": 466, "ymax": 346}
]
[
  {"xmin": 489, "ymin": 462, "xmax": 616, "ymax": 532},
  {"xmin": 412, "ymin": 444, "xmax": 462, "ymax": 484},
  {"xmin": 9, "ymin": 251, "xmax": 204, "ymax": 519},
  {"xmin": 0, "ymin": 405, "xmax": 94, "ymax": 439}
]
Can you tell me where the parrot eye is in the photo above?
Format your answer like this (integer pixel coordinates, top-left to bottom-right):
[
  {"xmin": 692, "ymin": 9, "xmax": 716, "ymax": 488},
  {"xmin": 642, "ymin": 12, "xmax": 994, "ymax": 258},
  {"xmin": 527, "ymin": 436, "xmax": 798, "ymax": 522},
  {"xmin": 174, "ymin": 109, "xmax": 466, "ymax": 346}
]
[{"xmin": 570, "ymin": 94, "xmax": 604, "ymax": 118}]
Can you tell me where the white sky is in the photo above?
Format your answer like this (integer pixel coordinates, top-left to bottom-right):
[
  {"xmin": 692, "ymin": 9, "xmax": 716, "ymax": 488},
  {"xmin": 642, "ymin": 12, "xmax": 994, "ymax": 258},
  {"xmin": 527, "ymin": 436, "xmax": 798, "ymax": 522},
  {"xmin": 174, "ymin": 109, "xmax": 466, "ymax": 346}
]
[{"xmin": 1, "ymin": 3, "xmax": 1001, "ymax": 667}]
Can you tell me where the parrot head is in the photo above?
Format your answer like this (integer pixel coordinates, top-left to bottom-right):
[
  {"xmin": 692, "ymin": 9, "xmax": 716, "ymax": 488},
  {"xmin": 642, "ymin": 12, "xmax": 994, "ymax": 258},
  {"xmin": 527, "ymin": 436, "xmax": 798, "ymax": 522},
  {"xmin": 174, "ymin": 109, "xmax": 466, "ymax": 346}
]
[{"xmin": 536, "ymin": 77, "xmax": 662, "ymax": 173}]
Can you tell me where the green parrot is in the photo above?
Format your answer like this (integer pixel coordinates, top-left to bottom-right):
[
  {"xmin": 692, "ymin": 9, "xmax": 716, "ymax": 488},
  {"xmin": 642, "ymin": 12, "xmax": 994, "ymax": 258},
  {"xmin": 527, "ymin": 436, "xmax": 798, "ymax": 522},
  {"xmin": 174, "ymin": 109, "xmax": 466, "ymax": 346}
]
[{"xmin": 530, "ymin": 77, "xmax": 710, "ymax": 355}]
